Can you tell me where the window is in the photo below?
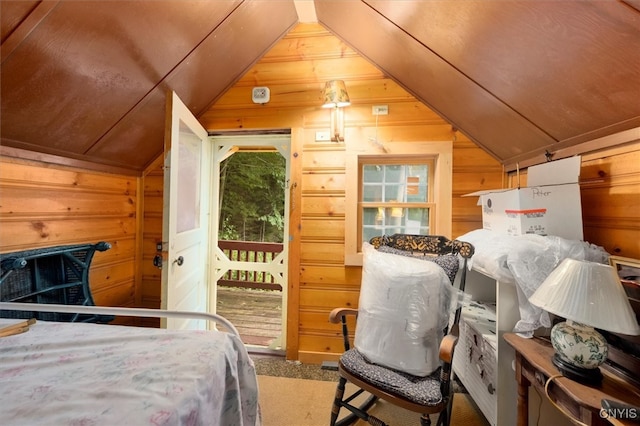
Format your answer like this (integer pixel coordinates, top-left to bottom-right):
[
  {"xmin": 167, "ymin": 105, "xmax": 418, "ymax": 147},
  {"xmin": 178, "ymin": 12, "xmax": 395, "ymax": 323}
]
[
  {"xmin": 345, "ymin": 141, "xmax": 452, "ymax": 265},
  {"xmin": 359, "ymin": 159, "xmax": 435, "ymax": 247}
]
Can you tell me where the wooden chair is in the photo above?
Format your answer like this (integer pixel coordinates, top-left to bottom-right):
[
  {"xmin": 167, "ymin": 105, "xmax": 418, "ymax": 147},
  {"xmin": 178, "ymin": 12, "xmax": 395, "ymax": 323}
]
[{"xmin": 329, "ymin": 234, "xmax": 475, "ymax": 426}]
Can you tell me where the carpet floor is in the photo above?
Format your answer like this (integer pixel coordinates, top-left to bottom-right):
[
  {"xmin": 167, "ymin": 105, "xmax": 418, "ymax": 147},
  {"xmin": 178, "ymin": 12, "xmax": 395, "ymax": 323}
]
[
  {"xmin": 253, "ymin": 357, "xmax": 489, "ymax": 426},
  {"xmin": 254, "ymin": 357, "xmax": 340, "ymax": 381},
  {"xmin": 257, "ymin": 375, "xmax": 490, "ymax": 426}
]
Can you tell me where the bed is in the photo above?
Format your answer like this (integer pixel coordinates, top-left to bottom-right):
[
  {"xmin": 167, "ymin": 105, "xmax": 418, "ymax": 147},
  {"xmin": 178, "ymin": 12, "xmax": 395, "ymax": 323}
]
[{"xmin": 0, "ymin": 302, "xmax": 261, "ymax": 426}]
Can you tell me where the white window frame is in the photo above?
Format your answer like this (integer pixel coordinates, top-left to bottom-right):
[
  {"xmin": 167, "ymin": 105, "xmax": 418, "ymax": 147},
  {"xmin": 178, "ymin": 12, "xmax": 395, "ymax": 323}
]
[{"xmin": 344, "ymin": 141, "xmax": 452, "ymax": 266}]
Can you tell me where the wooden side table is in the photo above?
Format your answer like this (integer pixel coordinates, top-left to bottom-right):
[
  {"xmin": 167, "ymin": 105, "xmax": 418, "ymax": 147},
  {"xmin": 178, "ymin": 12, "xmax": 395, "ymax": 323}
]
[{"xmin": 504, "ymin": 333, "xmax": 640, "ymax": 426}]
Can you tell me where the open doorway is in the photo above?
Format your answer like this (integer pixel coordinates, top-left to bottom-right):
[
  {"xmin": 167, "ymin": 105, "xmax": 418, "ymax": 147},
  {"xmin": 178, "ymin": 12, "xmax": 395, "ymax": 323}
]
[{"xmin": 209, "ymin": 134, "xmax": 290, "ymax": 352}]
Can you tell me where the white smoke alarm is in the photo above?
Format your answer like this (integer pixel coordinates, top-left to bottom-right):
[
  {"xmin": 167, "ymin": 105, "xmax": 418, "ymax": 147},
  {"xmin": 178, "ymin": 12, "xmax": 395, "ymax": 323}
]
[{"xmin": 252, "ymin": 87, "xmax": 270, "ymax": 104}]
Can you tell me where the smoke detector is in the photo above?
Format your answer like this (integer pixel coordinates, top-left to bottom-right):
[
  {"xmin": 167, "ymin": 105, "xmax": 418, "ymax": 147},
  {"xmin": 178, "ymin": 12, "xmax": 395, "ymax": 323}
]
[{"xmin": 252, "ymin": 87, "xmax": 270, "ymax": 104}]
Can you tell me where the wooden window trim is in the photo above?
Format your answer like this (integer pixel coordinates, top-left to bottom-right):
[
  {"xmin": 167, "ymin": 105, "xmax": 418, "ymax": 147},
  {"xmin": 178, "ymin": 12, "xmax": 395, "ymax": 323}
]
[
  {"xmin": 344, "ymin": 141, "xmax": 452, "ymax": 266},
  {"xmin": 358, "ymin": 158, "xmax": 436, "ymax": 251}
]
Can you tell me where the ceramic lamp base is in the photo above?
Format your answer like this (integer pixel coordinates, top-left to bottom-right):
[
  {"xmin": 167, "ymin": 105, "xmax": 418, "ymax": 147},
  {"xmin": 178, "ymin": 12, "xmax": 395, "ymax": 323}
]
[
  {"xmin": 550, "ymin": 320, "xmax": 608, "ymax": 386},
  {"xmin": 552, "ymin": 353, "xmax": 603, "ymax": 385}
]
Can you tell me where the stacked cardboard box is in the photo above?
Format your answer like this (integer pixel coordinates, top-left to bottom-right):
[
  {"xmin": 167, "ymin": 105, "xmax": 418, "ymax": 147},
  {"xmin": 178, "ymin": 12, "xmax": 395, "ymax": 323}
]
[{"xmin": 464, "ymin": 156, "xmax": 583, "ymax": 240}]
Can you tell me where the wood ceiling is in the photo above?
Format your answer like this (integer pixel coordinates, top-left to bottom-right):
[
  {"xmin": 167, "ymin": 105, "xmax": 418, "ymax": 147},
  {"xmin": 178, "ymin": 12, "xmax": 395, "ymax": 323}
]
[{"xmin": 1, "ymin": 1, "xmax": 639, "ymax": 174}]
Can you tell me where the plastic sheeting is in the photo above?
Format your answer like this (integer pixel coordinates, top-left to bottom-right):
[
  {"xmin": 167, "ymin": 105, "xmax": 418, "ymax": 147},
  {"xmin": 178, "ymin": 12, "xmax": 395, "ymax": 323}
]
[
  {"xmin": 457, "ymin": 229, "xmax": 609, "ymax": 337},
  {"xmin": 354, "ymin": 243, "xmax": 463, "ymax": 376}
]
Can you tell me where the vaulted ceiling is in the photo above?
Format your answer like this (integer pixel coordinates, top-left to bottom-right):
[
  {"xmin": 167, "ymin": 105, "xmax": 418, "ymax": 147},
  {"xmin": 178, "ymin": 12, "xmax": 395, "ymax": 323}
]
[{"xmin": 2, "ymin": 0, "xmax": 639, "ymax": 174}]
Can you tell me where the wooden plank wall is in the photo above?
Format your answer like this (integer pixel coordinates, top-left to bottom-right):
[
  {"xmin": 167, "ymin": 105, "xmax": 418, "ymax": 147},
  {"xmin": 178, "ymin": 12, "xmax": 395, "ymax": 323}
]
[
  {"xmin": 0, "ymin": 156, "xmax": 139, "ymax": 324},
  {"xmin": 1, "ymin": 23, "xmax": 637, "ymax": 363},
  {"xmin": 581, "ymin": 144, "xmax": 640, "ymax": 257},
  {"xmin": 505, "ymin": 143, "xmax": 640, "ymax": 258},
  {"xmin": 199, "ymin": 23, "xmax": 503, "ymax": 362},
  {"xmin": 138, "ymin": 158, "xmax": 164, "ymax": 327}
]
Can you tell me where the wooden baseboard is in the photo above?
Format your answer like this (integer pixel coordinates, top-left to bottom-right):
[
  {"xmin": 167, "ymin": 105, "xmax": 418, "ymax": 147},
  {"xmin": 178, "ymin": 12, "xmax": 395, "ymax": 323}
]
[{"xmin": 297, "ymin": 350, "xmax": 340, "ymax": 365}]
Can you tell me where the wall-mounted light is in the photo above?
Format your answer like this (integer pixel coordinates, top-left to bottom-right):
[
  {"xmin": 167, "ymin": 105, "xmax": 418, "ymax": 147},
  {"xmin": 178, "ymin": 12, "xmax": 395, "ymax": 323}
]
[{"xmin": 322, "ymin": 80, "xmax": 350, "ymax": 142}]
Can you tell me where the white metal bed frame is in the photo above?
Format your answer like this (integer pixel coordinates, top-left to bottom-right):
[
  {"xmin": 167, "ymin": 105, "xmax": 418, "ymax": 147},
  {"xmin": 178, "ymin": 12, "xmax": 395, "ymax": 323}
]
[{"xmin": 0, "ymin": 301, "xmax": 240, "ymax": 336}]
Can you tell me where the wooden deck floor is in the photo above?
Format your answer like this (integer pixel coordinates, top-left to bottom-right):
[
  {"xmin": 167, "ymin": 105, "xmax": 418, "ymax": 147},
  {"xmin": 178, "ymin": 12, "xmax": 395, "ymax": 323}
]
[{"xmin": 216, "ymin": 286, "xmax": 283, "ymax": 349}]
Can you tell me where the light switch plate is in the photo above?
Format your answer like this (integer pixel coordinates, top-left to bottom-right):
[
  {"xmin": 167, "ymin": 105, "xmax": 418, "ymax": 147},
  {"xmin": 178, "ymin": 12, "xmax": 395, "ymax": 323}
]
[
  {"xmin": 372, "ymin": 105, "xmax": 389, "ymax": 115},
  {"xmin": 315, "ymin": 131, "xmax": 330, "ymax": 141}
]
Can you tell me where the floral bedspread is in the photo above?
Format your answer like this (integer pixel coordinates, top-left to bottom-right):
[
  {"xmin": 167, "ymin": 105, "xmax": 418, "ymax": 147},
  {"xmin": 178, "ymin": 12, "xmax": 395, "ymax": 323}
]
[{"xmin": 0, "ymin": 319, "xmax": 261, "ymax": 425}]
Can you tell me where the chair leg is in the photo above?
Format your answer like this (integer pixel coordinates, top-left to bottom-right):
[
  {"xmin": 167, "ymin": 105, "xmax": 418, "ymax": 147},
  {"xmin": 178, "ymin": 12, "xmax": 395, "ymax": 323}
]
[
  {"xmin": 331, "ymin": 377, "xmax": 381, "ymax": 426},
  {"xmin": 435, "ymin": 394, "xmax": 454, "ymax": 426},
  {"xmin": 420, "ymin": 414, "xmax": 432, "ymax": 425},
  {"xmin": 330, "ymin": 377, "xmax": 347, "ymax": 426}
]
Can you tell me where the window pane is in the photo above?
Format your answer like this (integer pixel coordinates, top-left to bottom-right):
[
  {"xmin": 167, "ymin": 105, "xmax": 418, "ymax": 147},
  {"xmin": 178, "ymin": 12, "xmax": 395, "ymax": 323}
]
[
  {"xmin": 362, "ymin": 184, "xmax": 382, "ymax": 202},
  {"xmin": 176, "ymin": 123, "xmax": 201, "ymax": 233},
  {"xmin": 363, "ymin": 226, "xmax": 382, "ymax": 244},
  {"xmin": 406, "ymin": 208, "xmax": 430, "ymax": 234},
  {"xmin": 362, "ymin": 207, "xmax": 383, "ymax": 226},
  {"xmin": 363, "ymin": 165, "xmax": 383, "ymax": 183},
  {"xmin": 363, "ymin": 164, "xmax": 430, "ymax": 203},
  {"xmin": 384, "ymin": 183, "xmax": 404, "ymax": 202},
  {"xmin": 406, "ymin": 165, "xmax": 428, "ymax": 202},
  {"xmin": 362, "ymin": 207, "xmax": 385, "ymax": 243},
  {"xmin": 362, "ymin": 207, "xmax": 430, "ymax": 238},
  {"xmin": 384, "ymin": 165, "xmax": 403, "ymax": 183}
]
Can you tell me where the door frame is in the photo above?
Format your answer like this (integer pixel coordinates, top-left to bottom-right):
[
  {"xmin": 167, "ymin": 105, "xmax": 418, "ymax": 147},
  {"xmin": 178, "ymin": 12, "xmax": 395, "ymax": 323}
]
[{"xmin": 209, "ymin": 133, "xmax": 291, "ymax": 348}]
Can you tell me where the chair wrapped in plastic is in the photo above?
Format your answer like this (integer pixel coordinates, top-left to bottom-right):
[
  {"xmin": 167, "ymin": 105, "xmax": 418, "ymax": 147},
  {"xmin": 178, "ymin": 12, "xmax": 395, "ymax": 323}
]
[
  {"xmin": 0, "ymin": 242, "xmax": 113, "ymax": 323},
  {"xmin": 329, "ymin": 234, "xmax": 475, "ymax": 426}
]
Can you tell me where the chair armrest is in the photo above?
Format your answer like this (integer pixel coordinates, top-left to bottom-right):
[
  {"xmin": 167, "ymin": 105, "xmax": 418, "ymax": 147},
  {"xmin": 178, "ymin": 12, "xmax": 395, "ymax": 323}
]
[
  {"xmin": 329, "ymin": 307, "xmax": 358, "ymax": 352},
  {"xmin": 329, "ymin": 307, "xmax": 358, "ymax": 323},
  {"xmin": 439, "ymin": 334, "xmax": 458, "ymax": 364},
  {"xmin": 439, "ymin": 324, "xmax": 460, "ymax": 364}
]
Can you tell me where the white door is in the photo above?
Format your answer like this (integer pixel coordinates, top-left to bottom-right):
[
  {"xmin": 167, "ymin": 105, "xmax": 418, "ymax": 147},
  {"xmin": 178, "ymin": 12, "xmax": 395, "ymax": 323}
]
[{"xmin": 161, "ymin": 91, "xmax": 212, "ymax": 330}]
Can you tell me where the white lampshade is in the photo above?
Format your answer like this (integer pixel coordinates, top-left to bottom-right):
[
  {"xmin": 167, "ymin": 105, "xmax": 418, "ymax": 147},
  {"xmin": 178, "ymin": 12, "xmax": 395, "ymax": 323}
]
[{"xmin": 529, "ymin": 258, "xmax": 640, "ymax": 336}]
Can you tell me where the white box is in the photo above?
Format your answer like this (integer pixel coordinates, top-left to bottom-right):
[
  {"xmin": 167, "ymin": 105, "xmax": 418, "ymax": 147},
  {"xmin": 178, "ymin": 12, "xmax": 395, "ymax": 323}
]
[{"xmin": 464, "ymin": 156, "xmax": 583, "ymax": 240}]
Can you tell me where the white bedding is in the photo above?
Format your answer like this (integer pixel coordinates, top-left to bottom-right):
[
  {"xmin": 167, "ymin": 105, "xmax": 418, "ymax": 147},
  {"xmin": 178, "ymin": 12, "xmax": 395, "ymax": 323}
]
[
  {"xmin": 457, "ymin": 229, "xmax": 609, "ymax": 337},
  {"xmin": 0, "ymin": 319, "xmax": 260, "ymax": 426}
]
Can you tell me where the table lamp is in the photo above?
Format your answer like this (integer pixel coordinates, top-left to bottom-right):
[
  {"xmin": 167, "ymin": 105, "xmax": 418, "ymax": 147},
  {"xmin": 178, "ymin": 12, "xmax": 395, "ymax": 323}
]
[{"xmin": 529, "ymin": 258, "xmax": 640, "ymax": 385}]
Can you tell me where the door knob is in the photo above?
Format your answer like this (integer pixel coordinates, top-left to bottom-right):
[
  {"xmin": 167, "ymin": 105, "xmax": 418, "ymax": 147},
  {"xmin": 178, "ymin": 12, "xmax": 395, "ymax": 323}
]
[{"xmin": 173, "ymin": 256, "xmax": 184, "ymax": 266}]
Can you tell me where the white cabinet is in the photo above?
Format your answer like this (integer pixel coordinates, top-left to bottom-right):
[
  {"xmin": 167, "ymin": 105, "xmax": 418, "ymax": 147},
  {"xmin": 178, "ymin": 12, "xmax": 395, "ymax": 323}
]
[{"xmin": 453, "ymin": 268, "xmax": 521, "ymax": 426}]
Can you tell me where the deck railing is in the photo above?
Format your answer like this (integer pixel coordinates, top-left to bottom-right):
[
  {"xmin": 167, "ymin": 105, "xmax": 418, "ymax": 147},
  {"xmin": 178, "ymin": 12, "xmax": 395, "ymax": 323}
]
[{"xmin": 217, "ymin": 240, "xmax": 284, "ymax": 291}]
